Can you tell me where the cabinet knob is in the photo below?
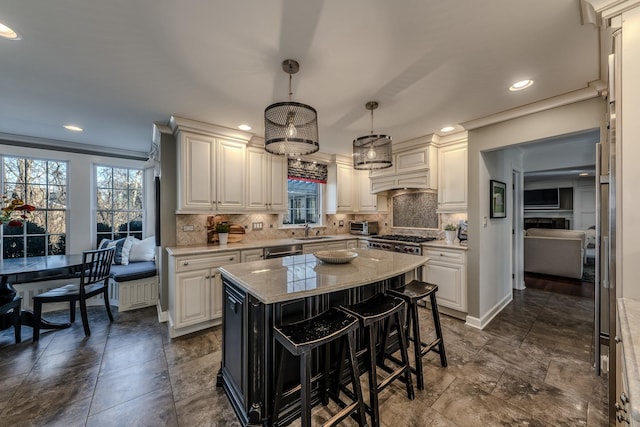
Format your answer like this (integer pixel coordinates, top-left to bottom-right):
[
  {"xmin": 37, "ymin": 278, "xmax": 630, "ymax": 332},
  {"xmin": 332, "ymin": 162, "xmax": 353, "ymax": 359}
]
[
  {"xmin": 621, "ymin": 392, "xmax": 629, "ymax": 404},
  {"xmin": 184, "ymin": 262, "xmax": 189, "ymax": 266},
  {"xmin": 229, "ymin": 257, "xmax": 235, "ymax": 261},
  {"xmin": 205, "ymin": 275, "xmax": 210, "ymax": 279},
  {"xmin": 615, "ymin": 336, "xmax": 622, "ymax": 344}
]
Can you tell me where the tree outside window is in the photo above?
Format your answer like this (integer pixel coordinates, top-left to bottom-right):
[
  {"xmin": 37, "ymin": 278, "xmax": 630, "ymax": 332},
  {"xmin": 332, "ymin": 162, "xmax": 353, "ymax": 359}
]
[
  {"xmin": 96, "ymin": 166, "xmax": 143, "ymax": 246},
  {"xmin": 1, "ymin": 156, "xmax": 67, "ymax": 259}
]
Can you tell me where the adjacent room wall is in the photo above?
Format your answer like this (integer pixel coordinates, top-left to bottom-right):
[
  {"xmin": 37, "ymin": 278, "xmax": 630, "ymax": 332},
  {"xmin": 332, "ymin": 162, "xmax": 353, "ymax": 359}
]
[{"xmin": 466, "ymin": 96, "xmax": 605, "ymax": 327}]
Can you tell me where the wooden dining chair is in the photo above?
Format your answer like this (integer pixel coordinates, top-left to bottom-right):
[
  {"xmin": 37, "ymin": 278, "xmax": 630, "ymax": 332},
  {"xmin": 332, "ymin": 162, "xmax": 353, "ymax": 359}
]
[{"xmin": 32, "ymin": 247, "xmax": 116, "ymax": 342}]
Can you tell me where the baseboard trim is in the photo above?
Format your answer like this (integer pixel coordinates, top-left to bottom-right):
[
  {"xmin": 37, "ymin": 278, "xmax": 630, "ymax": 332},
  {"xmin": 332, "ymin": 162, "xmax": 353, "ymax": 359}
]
[
  {"xmin": 156, "ymin": 300, "xmax": 168, "ymax": 323},
  {"xmin": 465, "ymin": 292, "xmax": 513, "ymax": 330}
]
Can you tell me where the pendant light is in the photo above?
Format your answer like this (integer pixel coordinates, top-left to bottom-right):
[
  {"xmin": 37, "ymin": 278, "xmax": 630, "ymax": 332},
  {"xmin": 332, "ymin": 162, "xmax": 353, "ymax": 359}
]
[
  {"xmin": 353, "ymin": 101, "xmax": 392, "ymax": 170},
  {"xmin": 264, "ymin": 59, "xmax": 319, "ymax": 156}
]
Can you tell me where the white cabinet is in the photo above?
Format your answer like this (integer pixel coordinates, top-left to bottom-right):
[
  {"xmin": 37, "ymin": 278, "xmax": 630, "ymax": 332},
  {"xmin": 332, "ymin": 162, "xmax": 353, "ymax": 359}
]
[
  {"xmin": 437, "ymin": 141, "xmax": 468, "ymax": 212},
  {"xmin": 346, "ymin": 240, "xmax": 358, "ymax": 249},
  {"xmin": 356, "ymin": 170, "xmax": 388, "ymax": 213},
  {"xmin": 303, "ymin": 240, "xmax": 347, "ymax": 254},
  {"xmin": 369, "ymin": 143, "xmax": 438, "ymax": 193},
  {"xmin": 168, "ymin": 250, "xmax": 240, "ymax": 337},
  {"xmin": 423, "ymin": 247, "xmax": 467, "ymax": 313},
  {"xmin": 246, "ymin": 147, "xmax": 287, "ymax": 212},
  {"xmin": 328, "ymin": 161, "xmax": 387, "ymax": 213},
  {"xmin": 171, "ymin": 116, "xmax": 251, "ymax": 214},
  {"xmin": 241, "ymin": 248, "xmax": 264, "ymax": 262},
  {"xmin": 327, "ymin": 162, "xmax": 355, "ymax": 213}
]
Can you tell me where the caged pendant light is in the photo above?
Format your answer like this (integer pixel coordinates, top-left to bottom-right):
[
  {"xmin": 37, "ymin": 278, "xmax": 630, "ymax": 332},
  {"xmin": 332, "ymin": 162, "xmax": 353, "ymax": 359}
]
[
  {"xmin": 264, "ymin": 59, "xmax": 319, "ymax": 156},
  {"xmin": 353, "ymin": 101, "xmax": 392, "ymax": 170}
]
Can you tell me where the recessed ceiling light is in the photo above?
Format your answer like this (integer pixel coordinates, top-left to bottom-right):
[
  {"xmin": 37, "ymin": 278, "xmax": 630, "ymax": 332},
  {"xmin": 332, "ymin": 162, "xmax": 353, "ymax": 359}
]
[
  {"xmin": 440, "ymin": 126, "xmax": 455, "ymax": 133},
  {"xmin": 579, "ymin": 172, "xmax": 589, "ymax": 176},
  {"xmin": 238, "ymin": 124, "xmax": 252, "ymax": 131},
  {"xmin": 509, "ymin": 79, "xmax": 534, "ymax": 91},
  {"xmin": 0, "ymin": 22, "xmax": 21, "ymax": 40},
  {"xmin": 64, "ymin": 125, "xmax": 83, "ymax": 132}
]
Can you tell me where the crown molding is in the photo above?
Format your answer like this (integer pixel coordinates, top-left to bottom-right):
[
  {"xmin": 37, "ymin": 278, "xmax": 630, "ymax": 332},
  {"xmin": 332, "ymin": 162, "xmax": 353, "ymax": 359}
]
[{"xmin": 169, "ymin": 115, "xmax": 253, "ymax": 143}]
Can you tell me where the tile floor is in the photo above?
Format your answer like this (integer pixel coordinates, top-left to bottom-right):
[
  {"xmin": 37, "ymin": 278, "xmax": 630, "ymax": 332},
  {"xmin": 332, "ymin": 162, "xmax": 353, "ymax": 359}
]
[{"xmin": 0, "ymin": 288, "xmax": 608, "ymax": 426}]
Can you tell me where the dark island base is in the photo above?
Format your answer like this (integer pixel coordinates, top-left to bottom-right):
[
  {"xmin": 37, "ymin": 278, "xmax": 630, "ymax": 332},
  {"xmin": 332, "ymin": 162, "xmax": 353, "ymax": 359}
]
[{"xmin": 218, "ymin": 274, "xmax": 406, "ymax": 427}]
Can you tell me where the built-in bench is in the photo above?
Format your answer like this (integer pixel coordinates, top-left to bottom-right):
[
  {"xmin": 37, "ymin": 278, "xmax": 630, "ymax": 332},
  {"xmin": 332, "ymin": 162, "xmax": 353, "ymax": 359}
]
[{"xmin": 108, "ymin": 261, "xmax": 158, "ymax": 312}]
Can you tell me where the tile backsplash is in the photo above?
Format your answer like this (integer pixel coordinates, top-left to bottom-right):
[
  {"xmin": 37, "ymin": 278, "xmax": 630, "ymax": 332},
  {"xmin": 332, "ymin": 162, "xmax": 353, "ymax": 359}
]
[{"xmin": 175, "ymin": 210, "xmax": 467, "ymax": 246}]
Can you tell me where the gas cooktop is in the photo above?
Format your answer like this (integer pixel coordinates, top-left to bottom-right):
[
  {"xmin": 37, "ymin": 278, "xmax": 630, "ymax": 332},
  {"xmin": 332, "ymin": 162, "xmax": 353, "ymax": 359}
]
[{"xmin": 372, "ymin": 235, "xmax": 437, "ymax": 244}]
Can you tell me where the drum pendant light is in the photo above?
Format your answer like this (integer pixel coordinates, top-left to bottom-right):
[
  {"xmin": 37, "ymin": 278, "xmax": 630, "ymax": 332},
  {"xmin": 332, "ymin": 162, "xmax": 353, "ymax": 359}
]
[
  {"xmin": 353, "ymin": 101, "xmax": 392, "ymax": 170},
  {"xmin": 264, "ymin": 59, "xmax": 319, "ymax": 156}
]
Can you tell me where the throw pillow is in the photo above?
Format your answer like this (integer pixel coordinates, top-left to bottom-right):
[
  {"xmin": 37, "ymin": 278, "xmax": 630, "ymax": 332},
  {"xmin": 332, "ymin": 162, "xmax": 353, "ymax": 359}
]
[
  {"xmin": 129, "ymin": 236, "xmax": 156, "ymax": 262},
  {"xmin": 98, "ymin": 237, "xmax": 134, "ymax": 265}
]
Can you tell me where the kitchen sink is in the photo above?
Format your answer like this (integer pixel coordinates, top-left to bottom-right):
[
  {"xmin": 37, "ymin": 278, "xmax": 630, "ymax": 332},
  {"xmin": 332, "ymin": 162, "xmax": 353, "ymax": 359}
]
[{"xmin": 295, "ymin": 236, "xmax": 333, "ymax": 241}]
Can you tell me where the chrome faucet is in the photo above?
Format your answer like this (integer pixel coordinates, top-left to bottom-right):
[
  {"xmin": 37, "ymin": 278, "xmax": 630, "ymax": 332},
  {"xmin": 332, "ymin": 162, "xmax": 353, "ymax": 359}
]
[{"xmin": 304, "ymin": 222, "xmax": 310, "ymax": 238}]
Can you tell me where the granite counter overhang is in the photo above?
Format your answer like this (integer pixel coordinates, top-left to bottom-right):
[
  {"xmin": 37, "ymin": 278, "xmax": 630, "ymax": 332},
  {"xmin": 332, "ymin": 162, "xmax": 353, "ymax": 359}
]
[
  {"xmin": 166, "ymin": 234, "xmax": 468, "ymax": 257},
  {"xmin": 218, "ymin": 248, "xmax": 428, "ymax": 304}
]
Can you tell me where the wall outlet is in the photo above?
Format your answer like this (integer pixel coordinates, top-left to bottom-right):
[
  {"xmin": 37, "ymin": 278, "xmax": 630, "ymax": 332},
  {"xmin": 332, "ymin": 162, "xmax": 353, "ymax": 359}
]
[
  {"xmin": 339, "ymin": 220, "xmax": 344, "ymax": 227},
  {"xmin": 183, "ymin": 225, "xmax": 195, "ymax": 232},
  {"xmin": 252, "ymin": 222, "xmax": 263, "ymax": 230}
]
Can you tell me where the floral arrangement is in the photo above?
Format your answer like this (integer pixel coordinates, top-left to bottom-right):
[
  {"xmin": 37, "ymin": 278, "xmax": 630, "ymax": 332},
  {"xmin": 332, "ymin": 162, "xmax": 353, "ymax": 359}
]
[
  {"xmin": 444, "ymin": 223, "xmax": 457, "ymax": 231},
  {"xmin": 1, "ymin": 196, "xmax": 36, "ymax": 227}
]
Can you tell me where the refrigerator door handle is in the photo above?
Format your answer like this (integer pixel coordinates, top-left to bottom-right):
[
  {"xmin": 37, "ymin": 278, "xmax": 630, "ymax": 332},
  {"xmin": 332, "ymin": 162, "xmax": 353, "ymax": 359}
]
[{"xmin": 603, "ymin": 236, "xmax": 609, "ymax": 289}]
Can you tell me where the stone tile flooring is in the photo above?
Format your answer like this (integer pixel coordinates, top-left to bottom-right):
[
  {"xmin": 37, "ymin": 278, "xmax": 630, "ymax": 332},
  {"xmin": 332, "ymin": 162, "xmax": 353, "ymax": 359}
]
[{"xmin": 0, "ymin": 288, "xmax": 608, "ymax": 426}]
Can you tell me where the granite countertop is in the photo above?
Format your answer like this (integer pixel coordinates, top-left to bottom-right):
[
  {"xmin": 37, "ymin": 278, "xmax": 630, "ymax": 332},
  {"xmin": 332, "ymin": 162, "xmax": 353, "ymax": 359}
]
[
  {"xmin": 166, "ymin": 235, "xmax": 468, "ymax": 256},
  {"xmin": 618, "ymin": 298, "xmax": 640, "ymax": 423},
  {"xmin": 219, "ymin": 248, "xmax": 427, "ymax": 304}
]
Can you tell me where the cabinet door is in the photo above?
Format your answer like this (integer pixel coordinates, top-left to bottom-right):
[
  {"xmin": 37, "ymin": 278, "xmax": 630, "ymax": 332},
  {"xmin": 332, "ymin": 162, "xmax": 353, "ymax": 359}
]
[
  {"xmin": 396, "ymin": 147, "xmax": 429, "ymax": 173},
  {"xmin": 180, "ymin": 133, "xmax": 215, "ymax": 211},
  {"xmin": 336, "ymin": 163, "xmax": 354, "ymax": 212},
  {"xmin": 175, "ymin": 269, "xmax": 211, "ymax": 328},
  {"xmin": 357, "ymin": 170, "xmax": 377, "ymax": 212},
  {"xmin": 423, "ymin": 261, "xmax": 467, "ymax": 312},
  {"xmin": 211, "ymin": 271, "xmax": 223, "ymax": 320},
  {"xmin": 246, "ymin": 147, "xmax": 268, "ymax": 210},
  {"xmin": 346, "ymin": 240, "xmax": 358, "ymax": 249},
  {"xmin": 217, "ymin": 139, "xmax": 246, "ymax": 210},
  {"xmin": 269, "ymin": 155, "xmax": 288, "ymax": 212},
  {"xmin": 303, "ymin": 242, "xmax": 327, "ymax": 254},
  {"xmin": 438, "ymin": 143, "xmax": 468, "ymax": 211},
  {"xmin": 326, "ymin": 241, "xmax": 347, "ymax": 251}
]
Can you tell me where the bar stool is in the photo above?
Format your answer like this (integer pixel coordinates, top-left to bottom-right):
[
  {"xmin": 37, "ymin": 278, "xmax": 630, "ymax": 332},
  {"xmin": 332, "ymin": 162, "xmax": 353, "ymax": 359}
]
[
  {"xmin": 387, "ymin": 280, "xmax": 447, "ymax": 390},
  {"xmin": 340, "ymin": 293, "xmax": 414, "ymax": 427},
  {"xmin": 0, "ymin": 296, "xmax": 22, "ymax": 344},
  {"xmin": 272, "ymin": 307, "xmax": 368, "ymax": 427}
]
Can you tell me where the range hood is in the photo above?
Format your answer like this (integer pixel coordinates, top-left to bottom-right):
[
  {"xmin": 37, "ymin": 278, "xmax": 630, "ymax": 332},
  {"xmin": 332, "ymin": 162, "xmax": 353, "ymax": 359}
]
[{"xmin": 371, "ymin": 170, "xmax": 434, "ymax": 193}]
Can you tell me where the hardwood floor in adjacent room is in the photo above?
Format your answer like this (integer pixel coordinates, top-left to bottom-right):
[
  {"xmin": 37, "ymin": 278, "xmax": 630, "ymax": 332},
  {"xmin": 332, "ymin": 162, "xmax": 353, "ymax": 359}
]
[{"xmin": 0, "ymin": 287, "xmax": 607, "ymax": 426}]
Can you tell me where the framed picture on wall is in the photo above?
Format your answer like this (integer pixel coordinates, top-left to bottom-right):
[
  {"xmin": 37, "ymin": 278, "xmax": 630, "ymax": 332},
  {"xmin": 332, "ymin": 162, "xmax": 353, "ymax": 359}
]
[{"xmin": 490, "ymin": 180, "xmax": 507, "ymax": 218}]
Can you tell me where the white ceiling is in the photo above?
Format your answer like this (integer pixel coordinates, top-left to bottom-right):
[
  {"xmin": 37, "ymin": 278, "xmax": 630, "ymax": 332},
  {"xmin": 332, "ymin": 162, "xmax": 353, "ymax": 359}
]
[{"xmin": 0, "ymin": 1, "xmax": 601, "ymax": 158}]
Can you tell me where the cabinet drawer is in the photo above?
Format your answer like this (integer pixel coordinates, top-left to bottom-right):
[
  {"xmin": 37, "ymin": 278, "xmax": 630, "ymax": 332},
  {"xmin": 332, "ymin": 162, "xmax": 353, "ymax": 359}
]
[
  {"xmin": 176, "ymin": 251, "xmax": 240, "ymax": 272},
  {"xmin": 424, "ymin": 249, "xmax": 464, "ymax": 262}
]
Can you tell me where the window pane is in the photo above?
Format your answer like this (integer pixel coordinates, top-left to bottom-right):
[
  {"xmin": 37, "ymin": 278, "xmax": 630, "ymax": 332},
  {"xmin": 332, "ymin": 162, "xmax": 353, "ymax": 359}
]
[
  {"xmin": 26, "ymin": 235, "xmax": 46, "ymax": 257},
  {"xmin": 3, "ymin": 237, "xmax": 24, "ymax": 258},
  {"xmin": 96, "ymin": 166, "xmax": 112, "ymax": 188},
  {"xmin": 26, "ymin": 159, "xmax": 47, "ymax": 184},
  {"xmin": 284, "ymin": 179, "xmax": 321, "ymax": 225},
  {"xmin": 94, "ymin": 166, "xmax": 144, "ymax": 243},
  {"xmin": 47, "ymin": 210, "xmax": 66, "ymax": 235},
  {"xmin": 2, "ymin": 157, "xmax": 68, "ymax": 259},
  {"xmin": 48, "ymin": 235, "xmax": 66, "ymax": 255}
]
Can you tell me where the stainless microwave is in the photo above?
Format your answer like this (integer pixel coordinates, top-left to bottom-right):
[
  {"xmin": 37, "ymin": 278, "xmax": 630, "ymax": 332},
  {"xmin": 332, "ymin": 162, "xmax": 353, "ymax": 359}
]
[{"xmin": 349, "ymin": 221, "xmax": 379, "ymax": 235}]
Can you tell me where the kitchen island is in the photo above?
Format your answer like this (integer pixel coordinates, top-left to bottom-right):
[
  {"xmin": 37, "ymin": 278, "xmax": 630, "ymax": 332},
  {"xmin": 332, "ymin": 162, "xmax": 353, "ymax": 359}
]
[{"xmin": 217, "ymin": 248, "xmax": 427, "ymax": 427}]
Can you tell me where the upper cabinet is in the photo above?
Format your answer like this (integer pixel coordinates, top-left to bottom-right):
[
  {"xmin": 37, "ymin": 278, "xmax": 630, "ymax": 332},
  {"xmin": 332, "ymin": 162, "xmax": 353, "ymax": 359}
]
[
  {"xmin": 171, "ymin": 116, "xmax": 252, "ymax": 214},
  {"xmin": 437, "ymin": 139, "xmax": 468, "ymax": 212},
  {"xmin": 246, "ymin": 146, "xmax": 287, "ymax": 212},
  {"xmin": 369, "ymin": 138, "xmax": 438, "ymax": 193},
  {"xmin": 326, "ymin": 158, "xmax": 388, "ymax": 214}
]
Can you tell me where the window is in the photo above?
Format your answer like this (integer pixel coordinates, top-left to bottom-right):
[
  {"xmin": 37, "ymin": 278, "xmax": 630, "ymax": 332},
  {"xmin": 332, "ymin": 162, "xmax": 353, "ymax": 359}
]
[
  {"xmin": 282, "ymin": 159, "xmax": 326, "ymax": 226},
  {"xmin": 1, "ymin": 156, "xmax": 68, "ymax": 259},
  {"xmin": 95, "ymin": 166, "xmax": 143, "ymax": 245},
  {"xmin": 283, "ymin": 179, "xmax": 322, "ymax": 225}
]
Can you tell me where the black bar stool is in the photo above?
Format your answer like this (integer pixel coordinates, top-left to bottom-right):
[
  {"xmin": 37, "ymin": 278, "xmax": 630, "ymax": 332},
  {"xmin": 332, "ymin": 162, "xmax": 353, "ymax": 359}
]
[
  {"xmin": 0, "ymin": 296, "xmax": 22, "ymax": 344},
  {"xmin": 272, "ymin": 307, "xmax": 368, "ymax": 427},
  {"xmin": 339, "ymin": 293, "xmax": 414, "ymax": 427},
  {"xmin": 387, "ymin": 280, "xmax": 447, "ymax": 390}
]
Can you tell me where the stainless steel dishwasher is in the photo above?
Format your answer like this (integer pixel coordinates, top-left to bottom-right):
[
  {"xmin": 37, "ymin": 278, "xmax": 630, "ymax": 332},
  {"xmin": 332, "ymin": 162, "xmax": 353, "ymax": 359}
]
[{"xmin": 263, "ymin": 244, "xmax": 303, "ymax": 259}]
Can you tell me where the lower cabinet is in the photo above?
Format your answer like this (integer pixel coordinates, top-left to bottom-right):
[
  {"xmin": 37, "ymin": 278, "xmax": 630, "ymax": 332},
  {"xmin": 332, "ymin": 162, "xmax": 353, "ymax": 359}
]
[
  {"xmin": 241, "ymin": 248, "xmax": 264, "ymax": 262},
  {"xmin": 168, "ymin": 250, "xmax": 240, "ymax": 338},
  {"xmin": 422, "ymin": 247, "xmax": 467, "ymax": 314}
]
